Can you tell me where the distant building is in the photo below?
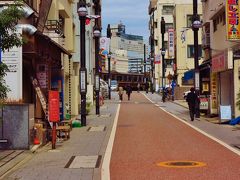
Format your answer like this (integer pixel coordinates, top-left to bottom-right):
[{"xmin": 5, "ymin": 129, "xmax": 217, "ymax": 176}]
[{"xmin": 108, "ymin": 23, "xmax": 148, "ymax": 74}]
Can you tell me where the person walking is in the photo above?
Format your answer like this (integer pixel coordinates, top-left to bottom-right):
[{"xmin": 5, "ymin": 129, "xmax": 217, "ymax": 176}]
[
  {"xmin": 145, "ymin": 82, "xmax": 149, "ymax": 93},
  {"xmin": 118, "ymin": 86, "xmax": 124, "ymax": 101},
  {"xmin": 137, "ymin": 83, "xmax": 140, "ymax": 93},
  {"xmin": 126, "ymin": 84, "xmax": 132, "ymax": 101},
  {"xmin": 186, "ymin": 87, "xmax": 198, "ymax": 121}
]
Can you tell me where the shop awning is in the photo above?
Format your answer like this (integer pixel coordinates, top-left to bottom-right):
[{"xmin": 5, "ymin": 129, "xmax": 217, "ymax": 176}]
[{"xmin": 183, "ymin": 69, "xmax": 194, "ymax": 81}]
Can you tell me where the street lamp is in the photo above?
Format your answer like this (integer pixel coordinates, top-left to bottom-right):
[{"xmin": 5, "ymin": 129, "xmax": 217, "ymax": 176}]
[
  {"xmin": 107, "ymin": 53, "xmax": 111, "ymax": 99},
  {"xmin": 78, "ymin": 0, "xmax": 87, "ymax": 126},
  {"xmin": 161, "ymin": 17, "xmax": 166, "ymax": 101},
  {"xmin": 192, "ymin": 0, "xmax": 201, "ymax": 118},
  {"xmin": 93, "ymin": 26, "xmax": 101, "ymax": 115}
]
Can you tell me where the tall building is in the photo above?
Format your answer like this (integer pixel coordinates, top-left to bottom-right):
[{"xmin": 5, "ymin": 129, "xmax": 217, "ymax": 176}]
[
  {"xmin": 109, "ymin": 23, "xmax": 147, "ymax": 74},
  {"xmin": 149, "ymin": 0, "xmax": 202, "ymax": 90}
]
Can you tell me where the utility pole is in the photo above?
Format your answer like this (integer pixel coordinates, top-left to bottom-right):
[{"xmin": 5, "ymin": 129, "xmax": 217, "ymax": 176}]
[
  {"xmin": 193, "ymin": 0, "xmax": 200, "ymax": 118},
  {"xmin": 78, "ymin": 0, "xmax": 87, "ymax": 126},
  {"xmin": 107, "ymin": 24, "xmax": 111, "ymax": 99},
  {"xmin": 161, "ymin": 17, "xmax": 166, "ymax": 102},
  {"xmin": 93, "ymin": 0, "xmax": 101, "ymax": 115},
  {"xmin": 144, "ymin": 44, "xmax": 146, "ymax": 82}
]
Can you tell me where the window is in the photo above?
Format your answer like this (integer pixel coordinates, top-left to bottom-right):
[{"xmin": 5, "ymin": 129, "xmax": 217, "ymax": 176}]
[
  {"xmin": 187, "ymin": 45, "xmax": 202, "ymax": 58},
  {"xmin": 213, "ymin": 19, "xmax": 217, "ymax": 32},
  {"xmin": 154, "ymin": 22, "xmax": 157, "ymax": 28},
  {"xmin": 165, "ymin": 23, "xmax": 174, "ymax": 31},
  {"xmin": 155, "ymin": 40, "xmax": 158, "ymax": 46},
  {"xmin": 162, "ymin": 6, "xmax": 174, "ymax": 15}
]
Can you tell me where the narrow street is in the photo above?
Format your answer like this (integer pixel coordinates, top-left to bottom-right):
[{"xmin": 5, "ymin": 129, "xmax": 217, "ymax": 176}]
[{"xmin": 110, "ymin": 93, "xmax": 240, "ymax": 180}]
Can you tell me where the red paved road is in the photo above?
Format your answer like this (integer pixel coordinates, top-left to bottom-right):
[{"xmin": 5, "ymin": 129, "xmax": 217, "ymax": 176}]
[{"xmin": 110, "ymin": 93, "xmax": 240, "ymax": 180}]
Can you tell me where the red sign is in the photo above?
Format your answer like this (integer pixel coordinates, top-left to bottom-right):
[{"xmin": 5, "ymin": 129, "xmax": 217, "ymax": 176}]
[
  {"xmin": 49, "ymin": 91, "xmax": 60, "ymax": 122},
  {"xmin": 212, "ymin": 53, "xmax": 226, "ymax": 72}
]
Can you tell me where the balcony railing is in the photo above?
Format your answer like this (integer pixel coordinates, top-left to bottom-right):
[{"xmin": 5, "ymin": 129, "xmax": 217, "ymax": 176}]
[{"xmin": 46, "ymin": 20, "xmax": 64, "ymax": 37}]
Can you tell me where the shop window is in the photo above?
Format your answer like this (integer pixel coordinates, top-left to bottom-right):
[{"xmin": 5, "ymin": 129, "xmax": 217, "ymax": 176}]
[{"xmin": 187, "ymin": 45, "xmax": 202, "ymax": 58}]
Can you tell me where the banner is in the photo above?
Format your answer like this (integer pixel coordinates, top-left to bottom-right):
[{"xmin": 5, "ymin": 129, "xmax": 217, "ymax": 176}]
[
  {"xmin": 100, "ymin": 37, "xmax": 110, "ymax": 53},
  {"xmin": 226, "ymin": 0, "xmax": 240, "ymax": 40},
  {"xmin": 154, "ymin": 54, "xmax": 161, "ymax": 64},
  {"xmin": 168, "ymin": 29, "xmax": 175, "ymax": 57}
]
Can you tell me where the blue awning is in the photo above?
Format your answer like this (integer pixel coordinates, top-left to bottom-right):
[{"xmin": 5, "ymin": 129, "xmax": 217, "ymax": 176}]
[{"xmin": 184, "ymin": 70, "xmax": 194, "ymax": 81}]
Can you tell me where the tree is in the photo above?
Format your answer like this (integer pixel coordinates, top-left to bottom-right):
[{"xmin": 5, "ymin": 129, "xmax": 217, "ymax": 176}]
[{"xmin": 0, "ymin": 0, "xmax": 24, "ymax": 101}]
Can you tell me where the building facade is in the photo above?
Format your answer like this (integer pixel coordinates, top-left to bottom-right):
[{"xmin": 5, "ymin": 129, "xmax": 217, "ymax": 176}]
[{"xmin": 202, "ymin": 0, "xmax": 240, "ymax": 118}]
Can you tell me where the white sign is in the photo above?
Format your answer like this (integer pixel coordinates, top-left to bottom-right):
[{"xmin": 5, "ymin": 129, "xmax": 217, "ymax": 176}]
[
  {"xmin": 220, "ymin": 105, "xmax": 232, "ymax": 121},
  {"xmin": 195, "ymin": 71, "xmax": 200, "ymax": 90},
  {"xmin": 100, "ymin": 37, "xmax": 110, "ymax": 53},
  {"xmin": 37, "ymin": 64, "xmax": 47, "ymax": 89},
  {"xmin": 168, "ymin": 29, "xmax": 175, "ymax": 57},
  {"xmin": 154, "ymin": 54, "xmax": 161, "ymax": 64},
  {"xmin": 2, "ymin": 28, "xmax": 22, "ymax": 100},
  {"xmin": 80, "ymin": 70, "xmax": 86, "ymax": 93}
]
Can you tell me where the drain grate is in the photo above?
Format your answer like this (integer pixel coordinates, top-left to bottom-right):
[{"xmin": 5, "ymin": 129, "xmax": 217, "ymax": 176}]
[
  {"xmin": 65, "ymin": 155, "xmax": 102, "ymax": 169},
  {"xmin": 157, "ymin": 161, "xmax": 206, "ymax": 168}
]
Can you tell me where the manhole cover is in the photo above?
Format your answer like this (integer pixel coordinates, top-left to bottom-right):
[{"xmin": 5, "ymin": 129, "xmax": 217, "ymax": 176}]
[{"xmin": 157, "ymin": 161, "xmax": 206, "ymax": 168}]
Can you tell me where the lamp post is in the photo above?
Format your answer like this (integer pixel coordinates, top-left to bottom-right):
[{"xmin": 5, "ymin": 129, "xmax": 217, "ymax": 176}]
[
  {"xmin": 78, "ymin": 0, "xmax": 87, "ymax": 126},
  {"xmin": 144, "ymin": 44, "xmax": 146, "ymax": 82},
  {"xmin": 161, "ymin": 17, "xmax": 166, "ymax": 88},
  {"xmin": 93, "ymin": 27, "xmax": 101, "ymax": 115},
  {"xmin": 161, "ymin": 48, "xmax": 166, "ymax": 102},
  {"xmin": 192, "ymin": 0, "xmax": 201, "ymax": 118},
  {"xmin": 107, "ymin": 24, "xmax": 111, "ymax": 99},
  {"xmin": 107, "ymin": 53, "xmax": 111, "ymax": 99}
]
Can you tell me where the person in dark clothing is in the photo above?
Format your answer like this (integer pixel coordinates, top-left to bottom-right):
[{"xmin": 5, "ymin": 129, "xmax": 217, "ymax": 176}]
[
  {"xmin": 186, "ymin": 87, "xmax": 198, "ymax": 121},
  {"xmin": 145, "ymin": 82, "xmax": 149, "ymax": 93},
  {"xmin": 126, "ymin": 85, "xmax": 132, "ymax": 100}
]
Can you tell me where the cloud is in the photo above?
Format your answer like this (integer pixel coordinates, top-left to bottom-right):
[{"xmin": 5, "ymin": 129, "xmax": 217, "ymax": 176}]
[{"xmin": 102, "ymin": 0, "xmax": 149, "ymax": 40}]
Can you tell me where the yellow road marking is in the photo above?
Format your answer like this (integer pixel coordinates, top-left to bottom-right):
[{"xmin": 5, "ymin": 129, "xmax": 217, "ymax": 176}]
[{"xmin": 157, "ymin": 161, "xmax": 206, "ymax": 168}]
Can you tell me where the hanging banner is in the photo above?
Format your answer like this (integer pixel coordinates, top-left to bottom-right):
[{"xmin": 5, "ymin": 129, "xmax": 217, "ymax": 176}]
[
  {"xmin": 49, "ymin": 91, "xmax": 60, "ymax": 122},
  {"xmin": 168, "ymin": 28, "xmax": 175, "ymax": 57},
  {"xmin": 154, "ymin": 54, "xmax": 161, "ymax": 64},
  {"xmin": 100, "ymin": 37, "xmax": 110, "ymax": 53},
  {"xmin": 226, "ymin": 0, "xmax": 240, "ymax": 40}
]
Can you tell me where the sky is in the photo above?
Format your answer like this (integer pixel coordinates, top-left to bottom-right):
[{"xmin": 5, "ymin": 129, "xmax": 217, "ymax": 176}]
[{"xmin": 102, "ymin": 0, "xmax": 149, "ymax": 41}]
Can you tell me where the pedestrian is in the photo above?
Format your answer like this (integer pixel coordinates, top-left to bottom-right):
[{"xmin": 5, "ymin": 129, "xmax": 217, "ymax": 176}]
[
  {"xmin": 145, "ymin": 82, "xmax": 149, "ymax": 93},
  {"xmin": 137, "ymin": 83, "xmax": 140, "ymax": 93},
  {"xmin": 126, "ymin": 84, "xmax": 132, "ymax": 101},
  {"xmin": 118, "ymin": 86, "xmax": 124, "ymax": 101},
  {"xmin": 186, "ymin": 87, "xmax": 198, "ymax": 121}
]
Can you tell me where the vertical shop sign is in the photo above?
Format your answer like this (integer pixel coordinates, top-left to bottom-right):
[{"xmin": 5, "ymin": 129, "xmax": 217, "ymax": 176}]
[
  {"xmin": 154, "ymin": 54, "xmax": 161, "ymax": 64},
  {"xmin": 168, "ymin": 29, "xmax": 175, "ymax": 57},
  {"xmin": 49, "ymin": 91, "xmax": 60, "ymax": 122},
  {"xmin": 211, "ymin": 73, "xmax": 218, "ymax": 112},
  {"xmin": 226, "ymin": 0, "xmax": 240, "ymax": 40}
]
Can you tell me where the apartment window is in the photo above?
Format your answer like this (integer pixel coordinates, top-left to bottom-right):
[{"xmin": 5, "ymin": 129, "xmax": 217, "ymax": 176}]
[
  {"xmin": 154, "ymin": 22, "xmax": 158, "ymax": 28},
  {"xmin": 155, "ymin": 40, "xmax": 158, "ymax": 46},
  {"xmin": 165, "ymin": 23, "xmax": 174, "ymax": 31},
  {"xmin": 162, "ymin": 6, "xmax": 174, "ymax": 15},
  {"xmin": 164, "ymin": 41, "xmax": 168, "ymax": 49},
  {"xmin": 213, "ymin": 19, "xmax": 217, "ymax": 32},
  {"xmin": 187, "ymin": 45, "xmax": 202, "ymax": 58}
]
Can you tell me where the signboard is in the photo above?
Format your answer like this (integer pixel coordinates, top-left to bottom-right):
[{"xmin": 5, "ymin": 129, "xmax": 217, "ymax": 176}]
[
  {"xmin": 95, "ymin": 74, "xmax": 100, "ymax": 91},
  {"xmin": 80, "ymin": 69, "xmax": 86, "ymax": 93},
  {"xmin": 49, "ymin": 91, "xmax": 60, "ymax": 122},
  {"xmin": 210, "ymin": 73, "xmax": 218, "ymax": 114},
  {"xmin": 154, "ymin": 54, "xmax": 161, "ymax": 64},
  {"xmin": 2, "ymin": 28, "xmax": 22, "ymax": 100},
  {"xmin": 200, "ymin": 97, "xmax": 209, "ymax": 110},
  {"xmin": 220, "ymin": 105, "xmax": 232, "ymax": 121},
  {"xmin": 168, "ymin": 29, "xmax": 175, "ymax": 57},
  {"xmin": 226, "ymin": 0, "xmax": 240, "ymax": 40},
  {"xmin": 212, "ymin": 52, "xmax": 226, "ymax": 72},
  {"xmin": 100, "ymin": 37, "xmax": 110, "ymax": 53},
  {"xmin": 36, "ymin": 64, "xmax": 47, "ymax": 89},
  {"xmin": 195, "ymin": 71, "xmax": 200, "ymax": 90}
]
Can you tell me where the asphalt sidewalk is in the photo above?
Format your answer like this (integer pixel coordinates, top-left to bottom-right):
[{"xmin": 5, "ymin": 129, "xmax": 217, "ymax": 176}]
[
  {"xmin": 1, "ymin": 93, "xmax": 120, "ymax": 180},
  {"xmin": 144, "ymin": 92, "xmax": 240, "ymax": 152}
]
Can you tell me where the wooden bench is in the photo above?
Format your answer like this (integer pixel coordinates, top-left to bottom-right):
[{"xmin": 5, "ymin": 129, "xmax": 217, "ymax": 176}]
[{"xmin": 56, "ymin": 125, "xmax": 70, "ymax": 140}]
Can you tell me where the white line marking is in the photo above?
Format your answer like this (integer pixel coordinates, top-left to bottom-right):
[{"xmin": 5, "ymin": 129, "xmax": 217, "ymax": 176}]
[
  {"xmin": 101, "ymin": 104, "xmax": 121, "ymax": 180},
  {"xmin": 155, "ymin": 104, "xmax": 160, "ymax": 107},
  {"xmin": 142, "ymin": 93, "xmax": 240, "ymax": 156}
]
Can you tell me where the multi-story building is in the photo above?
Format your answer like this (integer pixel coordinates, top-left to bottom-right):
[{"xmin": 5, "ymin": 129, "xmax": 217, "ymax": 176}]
[
  {"xmin": 202, "ymin": 0, "xmax": 240, "ymax": 117},
  {"xmin": 174, "ymin": 2, "xmax": 202, "ymax": 86},
  {"xmin": 109, "ymin": 23, "xmax": 146, "ymax": 74},
  {"xmin": 149, "ymin": 0, "xmax": 202, "ymax": 90}
]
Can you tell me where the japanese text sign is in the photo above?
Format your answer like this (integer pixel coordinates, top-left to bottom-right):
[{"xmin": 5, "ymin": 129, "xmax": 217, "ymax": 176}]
[
  {"xmin": 168, "ymin": 29, "xmax": 175, "ymax": 57},
  {"xmin": 49, "ymin": 91, "xmax": 60, "ymax": 122},
  {"xmin": 226, "ymin": 0, "xmax": 240, "ymax": 40}
]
